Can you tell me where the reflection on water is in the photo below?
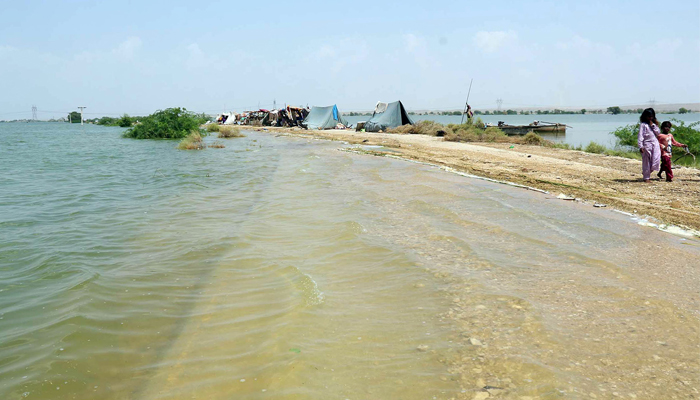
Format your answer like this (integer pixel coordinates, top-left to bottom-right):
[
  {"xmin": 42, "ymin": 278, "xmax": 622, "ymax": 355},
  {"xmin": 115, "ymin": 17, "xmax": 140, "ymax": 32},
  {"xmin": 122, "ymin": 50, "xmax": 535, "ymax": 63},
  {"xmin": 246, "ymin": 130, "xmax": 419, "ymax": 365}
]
[{"xmin": 0, "ymin": 123, "xmax": 698, "ymax": 399}]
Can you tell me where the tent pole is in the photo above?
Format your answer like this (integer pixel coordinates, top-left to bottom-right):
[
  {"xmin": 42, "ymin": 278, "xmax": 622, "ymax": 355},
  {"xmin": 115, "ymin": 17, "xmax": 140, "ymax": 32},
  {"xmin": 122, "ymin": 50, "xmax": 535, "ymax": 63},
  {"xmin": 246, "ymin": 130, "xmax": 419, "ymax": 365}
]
[{"xmin": 460, "ymin": 79, "xmax": 474, "ymax": 124}]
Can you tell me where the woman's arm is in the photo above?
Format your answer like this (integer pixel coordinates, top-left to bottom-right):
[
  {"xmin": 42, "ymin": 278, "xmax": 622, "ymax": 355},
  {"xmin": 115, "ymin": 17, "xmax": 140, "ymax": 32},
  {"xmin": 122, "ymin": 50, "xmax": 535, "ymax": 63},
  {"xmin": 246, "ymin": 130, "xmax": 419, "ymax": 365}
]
[
  {"xmin": 650, "ymin": 123, "xmax": 661, "ymax": 136},
  {"xmin": 638, "ymin": 123, "xmax": 645, "ymax": 150}
]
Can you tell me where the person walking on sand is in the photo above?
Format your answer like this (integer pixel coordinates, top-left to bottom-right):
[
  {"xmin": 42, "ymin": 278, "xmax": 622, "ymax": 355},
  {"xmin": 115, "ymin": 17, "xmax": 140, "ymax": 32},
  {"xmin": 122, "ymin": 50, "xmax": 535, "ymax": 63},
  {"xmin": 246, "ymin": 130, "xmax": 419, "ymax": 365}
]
[
  {"xmin": 637, "ymin": 108, "xmax": 661, "ymax": 182},
  {"xmin": 656, "ymin": 121, "xmax": 687, "ymax": 182}
]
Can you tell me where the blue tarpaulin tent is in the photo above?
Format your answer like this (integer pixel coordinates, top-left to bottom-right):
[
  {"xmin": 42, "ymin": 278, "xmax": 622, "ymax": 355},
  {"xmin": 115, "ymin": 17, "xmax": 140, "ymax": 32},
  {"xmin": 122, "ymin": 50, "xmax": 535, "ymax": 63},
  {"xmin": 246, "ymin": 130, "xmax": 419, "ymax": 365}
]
[{"xmin": 303, "ymin": 105, "xmax": 349, "ymax": 130}]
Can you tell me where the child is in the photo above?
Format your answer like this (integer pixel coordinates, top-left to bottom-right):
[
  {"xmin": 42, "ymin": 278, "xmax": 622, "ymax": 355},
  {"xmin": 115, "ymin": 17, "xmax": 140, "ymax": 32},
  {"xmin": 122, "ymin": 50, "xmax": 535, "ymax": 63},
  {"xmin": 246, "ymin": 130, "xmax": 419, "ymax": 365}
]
[{"xmin": 656, "ymin": 121, "xmax": 687, "ymax": 182}]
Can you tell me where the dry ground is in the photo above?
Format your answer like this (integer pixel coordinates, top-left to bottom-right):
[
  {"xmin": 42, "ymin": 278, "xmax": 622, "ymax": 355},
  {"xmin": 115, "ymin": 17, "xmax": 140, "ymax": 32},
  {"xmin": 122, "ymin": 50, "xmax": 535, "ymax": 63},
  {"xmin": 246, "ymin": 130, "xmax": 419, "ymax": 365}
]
[{"xmin": 250, "ymin": 126, "xmax": 700, "ymax": 231}]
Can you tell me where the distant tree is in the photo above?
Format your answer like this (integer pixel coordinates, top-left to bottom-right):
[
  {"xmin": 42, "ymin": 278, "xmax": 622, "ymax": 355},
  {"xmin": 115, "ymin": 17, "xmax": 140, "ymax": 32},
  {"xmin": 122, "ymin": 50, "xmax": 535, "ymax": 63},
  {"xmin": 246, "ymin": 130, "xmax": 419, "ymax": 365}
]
[
  {"xmin": 607, "ymin": 106, "xmax": 622, "ymax": 115},
  {"xmin": 580, "ymin": 109, "xmax": 586, "ymax": 114},
  {"xmin": 68, "ymin": 111, "xmax": 82, "ymax": 123},
  {"xmin": 117, "ymin": 114, "xmax": 133, "ymax": 127},
  {"xmin": 679, "ymin": 107, "xmax": 689, "ymax": 114}
]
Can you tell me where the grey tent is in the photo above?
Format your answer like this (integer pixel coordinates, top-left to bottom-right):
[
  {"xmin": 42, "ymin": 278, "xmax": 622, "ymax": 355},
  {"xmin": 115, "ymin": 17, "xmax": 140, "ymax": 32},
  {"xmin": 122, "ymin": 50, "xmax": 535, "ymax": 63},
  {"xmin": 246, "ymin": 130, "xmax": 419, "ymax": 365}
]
[
  {"xmin": 364, "ymin": 101, "xmax": 414, "ymax": 132},
  {"xmin": 303, "ymin": 105, "xmax": 349, "ymax": 130}
]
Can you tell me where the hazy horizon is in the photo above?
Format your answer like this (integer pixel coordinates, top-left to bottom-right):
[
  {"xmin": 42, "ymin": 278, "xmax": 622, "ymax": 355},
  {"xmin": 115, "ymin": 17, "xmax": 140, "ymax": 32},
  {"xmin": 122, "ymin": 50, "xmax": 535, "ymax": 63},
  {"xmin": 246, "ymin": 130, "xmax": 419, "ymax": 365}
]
[{"xmin": 1, "ymin": 0, "xmax": 699, "ymax": 120}]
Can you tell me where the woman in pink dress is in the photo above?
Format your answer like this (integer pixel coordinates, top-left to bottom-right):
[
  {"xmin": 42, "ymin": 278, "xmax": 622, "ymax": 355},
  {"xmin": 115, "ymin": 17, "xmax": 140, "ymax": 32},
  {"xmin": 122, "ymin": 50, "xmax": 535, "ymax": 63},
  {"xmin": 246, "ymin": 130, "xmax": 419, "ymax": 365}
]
[{"xmin": 637, "ymin": 108, "xmax": 660, "ymax": 182}]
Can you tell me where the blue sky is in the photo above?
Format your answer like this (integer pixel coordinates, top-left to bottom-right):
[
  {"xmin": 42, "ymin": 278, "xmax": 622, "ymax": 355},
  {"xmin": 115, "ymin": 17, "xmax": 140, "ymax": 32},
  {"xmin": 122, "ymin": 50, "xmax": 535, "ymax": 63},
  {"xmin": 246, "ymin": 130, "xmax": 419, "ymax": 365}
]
[{"xmin": 1, "ymin": 0, "xmax": 698, "ymax": 119}]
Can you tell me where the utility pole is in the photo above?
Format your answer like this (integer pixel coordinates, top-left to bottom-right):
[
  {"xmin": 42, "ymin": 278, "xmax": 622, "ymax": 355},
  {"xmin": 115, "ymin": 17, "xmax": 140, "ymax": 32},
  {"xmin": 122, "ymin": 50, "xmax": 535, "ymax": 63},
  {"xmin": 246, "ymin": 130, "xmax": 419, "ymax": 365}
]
[
  {"xmin": 77, "ymin": 106, "xmax": 86, "ymax": 125},
  {"xmin": 496, "ymin": 99, "xmax": 503, "ymax": 112},
  {"xmin": 273, "ymin": 99, "xmax": 276, "ymax": 110},
  {"xmin": 31, "ymin": 105, "xmax": 37, "ymax": 121}
]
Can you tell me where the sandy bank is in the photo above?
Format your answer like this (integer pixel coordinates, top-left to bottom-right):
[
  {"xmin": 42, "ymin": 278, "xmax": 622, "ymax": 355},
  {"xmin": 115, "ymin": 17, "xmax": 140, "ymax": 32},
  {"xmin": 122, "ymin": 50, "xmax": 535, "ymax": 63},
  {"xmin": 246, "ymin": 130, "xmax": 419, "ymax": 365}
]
[{"xmin": 249, "ymin": 126, "xmax": 700, "ymax": 232}]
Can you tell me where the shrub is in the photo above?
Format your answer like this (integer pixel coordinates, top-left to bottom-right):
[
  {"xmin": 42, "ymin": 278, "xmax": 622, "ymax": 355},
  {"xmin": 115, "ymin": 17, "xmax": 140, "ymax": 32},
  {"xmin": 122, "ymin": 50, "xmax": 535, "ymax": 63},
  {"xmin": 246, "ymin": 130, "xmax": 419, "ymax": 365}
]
[
  {"xmin": 206, "ymin": 123, "xmax": 220, "ymax": 132},
  {"xmin": 611, "ymin": 124, "xmax": 638, "ymax": 147},
  {"xmin": 209, "ymin": 141, "xmax": 225, "ymax": 148},
  {"xmin": 584, "ymin": 141, "xmax": 607, "ymax": 154},
  {"xmin": 117, "ymin": 114, "xmax": 134, "ymax": 127},
  {"xmin": 177, "ymin": 131, "xmax": 205, "ymax": 150},
  {"xmin": 218, "ymin": 126, "xmax": 245, "ymax": 138},
  {"xmin": 610, "ymin": 119, "xmax": 699, "ymax": 166},
  {"xmin": 521, "ymin": 132, "xmax": 548, "ymax": 145},
  {"xmin": 124, "ymin": 108, "xmax": 209, "ymax": 139}
]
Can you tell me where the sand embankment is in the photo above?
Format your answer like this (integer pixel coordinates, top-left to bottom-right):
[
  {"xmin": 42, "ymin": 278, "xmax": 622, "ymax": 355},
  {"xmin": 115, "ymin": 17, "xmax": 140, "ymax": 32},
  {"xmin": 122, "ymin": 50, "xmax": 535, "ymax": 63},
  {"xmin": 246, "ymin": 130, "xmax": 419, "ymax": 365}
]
[{"xmin": 250, "ymin": 126, "xmax": 700, "ymax": 231}]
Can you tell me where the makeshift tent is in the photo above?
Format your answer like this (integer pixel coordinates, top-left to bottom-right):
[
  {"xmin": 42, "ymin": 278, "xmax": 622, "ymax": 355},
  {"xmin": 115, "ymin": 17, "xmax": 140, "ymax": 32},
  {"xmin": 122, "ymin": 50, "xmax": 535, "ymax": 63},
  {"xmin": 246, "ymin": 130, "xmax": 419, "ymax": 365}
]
[
  {"xmin": 364, "ymin": 101, "xmax": 414, "ymax": 132},
  {"xmin": 222, "ymin": 112, "xmax": 237, "ymax": 125},
  {"xmin": 303, "ymin": 105, "xmax": 349, "ymax": 129},
  {"xmin": 303, "ymin": 105, "xmax": 346, "ymax": 129}
]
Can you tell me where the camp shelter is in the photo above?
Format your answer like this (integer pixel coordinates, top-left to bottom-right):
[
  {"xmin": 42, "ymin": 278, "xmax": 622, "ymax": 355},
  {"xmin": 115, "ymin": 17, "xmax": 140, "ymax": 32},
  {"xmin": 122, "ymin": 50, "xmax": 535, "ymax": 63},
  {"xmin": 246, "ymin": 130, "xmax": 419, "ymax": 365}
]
[
  {"xmin": 222, "ymin": 112, "xmax": 237, "ymax": 125},
  {"xmin": 364, "ymin": 101, "xmax": 414, "ymax": 132},
  {"xmin": 303, "ymin": 105, "xmax": 349, "ymax": 129}
]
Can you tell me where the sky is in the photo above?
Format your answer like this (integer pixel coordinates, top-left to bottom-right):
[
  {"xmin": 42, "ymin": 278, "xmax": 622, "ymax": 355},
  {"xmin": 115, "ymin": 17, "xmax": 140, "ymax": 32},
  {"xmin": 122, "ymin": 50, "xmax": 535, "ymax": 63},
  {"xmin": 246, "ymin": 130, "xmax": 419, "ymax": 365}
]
[{"xmin": 1, "ymin": 0, "xmax": 699, "ymax": 119}]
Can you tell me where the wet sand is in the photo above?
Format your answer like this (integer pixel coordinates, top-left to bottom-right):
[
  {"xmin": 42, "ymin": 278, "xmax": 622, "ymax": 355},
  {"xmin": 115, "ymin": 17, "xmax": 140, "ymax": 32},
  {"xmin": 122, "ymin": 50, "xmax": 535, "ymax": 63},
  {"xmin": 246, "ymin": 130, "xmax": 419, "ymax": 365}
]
[{"xmin": 250, "ymin": 126, "xmax": 700, "ymax": 232}]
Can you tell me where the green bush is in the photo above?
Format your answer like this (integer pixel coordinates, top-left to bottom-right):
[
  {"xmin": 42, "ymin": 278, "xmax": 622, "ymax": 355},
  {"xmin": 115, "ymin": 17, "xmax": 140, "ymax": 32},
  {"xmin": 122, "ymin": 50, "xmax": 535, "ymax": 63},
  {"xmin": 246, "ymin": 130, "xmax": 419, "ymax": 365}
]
[
  {"xmin": 124, "ymin": 108, "xmax": 208, "ymax": 139},
  {"xmin": 521, "ymin": 132, "xmax": 547, "ymax": 145},
  {"xmin": 610, "ymin": 119, "xmax": 698, "ymax": 166},
  {"xmin": 584, "ymin": 142, "xmax": 607, "ymax": 154},
  {"xmin": 206, "ymin": 123, "xmax": 220, "ymax": 132},
  {"xmin": 611, "ymin": 124, "xmax": 638, "ymax": 148},
  {"xmin": 117, "ymin": 114, "xmax": 134, "ymax": 127}
]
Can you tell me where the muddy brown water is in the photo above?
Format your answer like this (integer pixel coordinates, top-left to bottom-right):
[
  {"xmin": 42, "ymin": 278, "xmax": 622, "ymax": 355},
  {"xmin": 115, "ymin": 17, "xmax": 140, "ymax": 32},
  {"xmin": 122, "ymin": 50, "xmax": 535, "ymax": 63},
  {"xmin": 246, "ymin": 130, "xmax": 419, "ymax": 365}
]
[{"xmin": 0, "ymin": 124, "xmax": 697, "ymax": 399}]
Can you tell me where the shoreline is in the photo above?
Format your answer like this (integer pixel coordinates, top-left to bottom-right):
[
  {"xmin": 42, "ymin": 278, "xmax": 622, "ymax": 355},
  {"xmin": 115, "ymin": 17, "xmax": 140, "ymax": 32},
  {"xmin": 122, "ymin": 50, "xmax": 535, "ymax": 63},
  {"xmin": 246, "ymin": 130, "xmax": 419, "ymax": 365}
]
[{"xmin": 248, "ymin": 126, "xmax": 700, "ymax": 232}]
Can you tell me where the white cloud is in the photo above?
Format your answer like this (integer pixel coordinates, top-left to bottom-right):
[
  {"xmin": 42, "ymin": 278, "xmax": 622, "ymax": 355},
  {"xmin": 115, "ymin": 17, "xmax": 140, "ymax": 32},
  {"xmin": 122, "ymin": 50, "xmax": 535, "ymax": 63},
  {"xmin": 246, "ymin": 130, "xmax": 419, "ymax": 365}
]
[
  {"xmin": 403, "ymin": 33, "xmax": 423, "ymax": 53},
  {"xmin": 556, "ymin": 35, "xmax": 612, "ymax": 53},
  {"xmin": 308, "ymin": 38, "xmax": 368, "ymax": 74},
  {"xmin": 0, "ymin": 45, "xmax": 16, "ymax": 56},
  {"xmin": 112, "ymin": 36, "xmax": 142, "ymax": 59},
  {"xmin": 473, "ymin": 30, "xmax": 517, "ymax": 53}
]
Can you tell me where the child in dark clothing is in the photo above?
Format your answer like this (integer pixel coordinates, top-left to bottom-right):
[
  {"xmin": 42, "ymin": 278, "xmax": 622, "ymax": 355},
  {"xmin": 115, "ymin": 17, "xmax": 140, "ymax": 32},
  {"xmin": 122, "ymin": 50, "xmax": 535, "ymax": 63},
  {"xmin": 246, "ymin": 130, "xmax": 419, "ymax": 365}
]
[{"xmin": 656, "ymin": 121, "xmax": 687, "ymax": 182}]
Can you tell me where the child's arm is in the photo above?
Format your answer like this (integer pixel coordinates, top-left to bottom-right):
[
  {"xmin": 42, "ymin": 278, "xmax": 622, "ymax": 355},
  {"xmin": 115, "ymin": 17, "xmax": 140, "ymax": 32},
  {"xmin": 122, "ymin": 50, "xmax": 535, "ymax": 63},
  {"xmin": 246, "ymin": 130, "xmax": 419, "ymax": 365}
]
[{"xmin": 669, "ymin": 134, "xmax": 685, "ymax": 148}]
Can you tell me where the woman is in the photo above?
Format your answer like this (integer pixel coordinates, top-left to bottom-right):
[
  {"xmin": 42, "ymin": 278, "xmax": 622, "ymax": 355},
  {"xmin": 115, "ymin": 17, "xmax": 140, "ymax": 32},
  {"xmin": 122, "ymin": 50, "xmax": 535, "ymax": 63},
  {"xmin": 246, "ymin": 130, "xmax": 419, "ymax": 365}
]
[{"xmin": 637, "ymin": 108, "xmax": 661, "ymax": 182}]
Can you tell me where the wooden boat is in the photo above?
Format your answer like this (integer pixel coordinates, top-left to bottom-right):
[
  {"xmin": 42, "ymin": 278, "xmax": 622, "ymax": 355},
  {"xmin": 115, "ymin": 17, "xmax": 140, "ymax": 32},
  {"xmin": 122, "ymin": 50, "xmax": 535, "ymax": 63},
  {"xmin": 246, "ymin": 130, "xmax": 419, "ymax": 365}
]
[
  {"xmin": 495, "ymin": 121, "xmax": 567, "ymax": 135},
  {"xmin": 531, "ymin": 123, "xmax": 566, "ymax": 133}
]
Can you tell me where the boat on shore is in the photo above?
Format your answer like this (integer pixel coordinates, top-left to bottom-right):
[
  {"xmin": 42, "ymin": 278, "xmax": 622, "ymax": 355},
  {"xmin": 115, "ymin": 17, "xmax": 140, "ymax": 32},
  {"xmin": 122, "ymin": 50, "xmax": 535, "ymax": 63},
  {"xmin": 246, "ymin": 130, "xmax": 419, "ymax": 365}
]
[{"xmin": 494, "ymin": 121, "xmax": 567, "ymax": 135}]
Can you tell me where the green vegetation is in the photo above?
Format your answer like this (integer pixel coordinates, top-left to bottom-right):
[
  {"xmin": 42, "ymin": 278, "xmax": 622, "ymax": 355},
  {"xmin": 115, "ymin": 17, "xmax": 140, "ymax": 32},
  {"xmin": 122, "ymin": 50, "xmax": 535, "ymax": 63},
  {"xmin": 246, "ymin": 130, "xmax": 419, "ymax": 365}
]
[
  {"xmin": 177, "ymin": 131, "xmax": 205, "ymax": 150},
  {"xmin": 679, "ymin": 107, "xmax": 689, "ymax": 114},
  {"xmin": 521, "ymin": 132, "xmax": 548, "ymax": 145},
  {"xmin": 607, "ymin": 106, "xmax": 622, "ymax": 115},
  {"xmin": 209, "ymin": 141, "xmax": 226, "ymax": 148},
  {"xmin": 96, "ymin": 116, "xmax": 118, "ymax": 126},
  {"xmin": 610, "ymin": 119, "xmax": 699, "ymax": 166},
  {"xmin": 387, "ymin": 118, "xmax": 519, "ymax": 143},
  {"xmin": 117, "ymin": 114, "xmax": 135, "ymax": 127},
  {"xmin": 123, "ymin": 108, "xmax": 208, "ymax": 139},
  {"xmin": 584, "ymin": 142, "xmax": 607, "ymax": 154},
  {"xmin": 68, "ymin": 111, "xmax": 82, "ymax": 123},
  {"xmin": 218, "ymin": 125, "xmax": 245, "ymax": 138},
  {"xmin": 206, "ymin": 123, "xmax": 220, "ymax": 132}
]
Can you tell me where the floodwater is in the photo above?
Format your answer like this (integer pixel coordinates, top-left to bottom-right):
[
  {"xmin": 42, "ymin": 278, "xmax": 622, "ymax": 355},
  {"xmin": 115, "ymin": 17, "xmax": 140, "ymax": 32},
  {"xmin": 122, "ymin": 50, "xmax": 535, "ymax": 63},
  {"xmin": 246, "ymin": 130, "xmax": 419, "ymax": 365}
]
[
  {"xmin": 1, "ymin": 123, "xmax": 698, "ymax": 399},
  {"xmin": 344, "ymin": 113, "xmax": 700, "ymax": 147}
]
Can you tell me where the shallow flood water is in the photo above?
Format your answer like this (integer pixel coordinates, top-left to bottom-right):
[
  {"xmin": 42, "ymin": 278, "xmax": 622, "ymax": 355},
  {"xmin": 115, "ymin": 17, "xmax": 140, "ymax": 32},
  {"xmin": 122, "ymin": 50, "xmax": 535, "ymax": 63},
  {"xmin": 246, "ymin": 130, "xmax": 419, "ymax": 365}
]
[{"xmin": 1, "ymin": 123, "xmax": 698, "ymax": 399}]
